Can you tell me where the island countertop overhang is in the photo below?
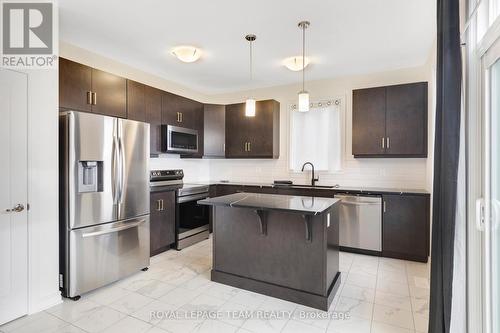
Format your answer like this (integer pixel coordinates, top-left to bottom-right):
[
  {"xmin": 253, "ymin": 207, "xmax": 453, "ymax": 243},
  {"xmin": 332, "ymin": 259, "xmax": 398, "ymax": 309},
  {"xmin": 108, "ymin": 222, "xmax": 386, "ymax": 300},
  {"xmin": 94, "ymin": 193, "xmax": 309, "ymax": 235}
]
[{"xmin": 198, "ymin": 192, "xmax": 340, "ymax": 215}]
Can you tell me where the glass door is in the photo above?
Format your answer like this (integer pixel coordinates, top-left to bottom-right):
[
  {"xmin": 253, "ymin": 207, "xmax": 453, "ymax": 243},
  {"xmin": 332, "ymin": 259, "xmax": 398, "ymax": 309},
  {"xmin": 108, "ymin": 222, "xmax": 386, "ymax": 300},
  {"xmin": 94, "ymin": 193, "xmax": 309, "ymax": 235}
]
[{"xmin": 482, "ymin": 35, "xmax": 500, "ymax": 333}]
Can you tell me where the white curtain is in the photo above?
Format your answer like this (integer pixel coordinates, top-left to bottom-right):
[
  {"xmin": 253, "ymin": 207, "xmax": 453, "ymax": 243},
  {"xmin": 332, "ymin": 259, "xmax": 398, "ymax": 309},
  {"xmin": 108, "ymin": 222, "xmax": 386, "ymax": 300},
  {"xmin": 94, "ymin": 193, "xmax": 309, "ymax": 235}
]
[{"xmin": 289, "ymin": 103, "xmax": 341, "ymax": 172}]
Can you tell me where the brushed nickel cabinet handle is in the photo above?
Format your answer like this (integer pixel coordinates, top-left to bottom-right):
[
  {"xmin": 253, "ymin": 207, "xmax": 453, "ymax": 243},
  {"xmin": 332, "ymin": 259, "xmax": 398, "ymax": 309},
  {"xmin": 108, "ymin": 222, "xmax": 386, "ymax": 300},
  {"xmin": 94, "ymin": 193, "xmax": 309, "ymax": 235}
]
[
  {"xmin": 92, "ymin": 92, "xmax": 97, "ymax": 105},
  {"xmin": 383, "ymin": 201, "xmax": 387, "ymax": 213},
  {"xmin": 156, "ymin": 200, "xmax": 161, "ymax": 211},
  {"xmin": 160, "ymin": 199, "xmax": 164, "ymax": 211},
  {"xmin": 382, "ymin": 137, "xmax": 385, "ymax": 149},
  {"xmin": 387, "ymin": 137, "xmax": 390, "ymax": 149},
  {"xmin": 87, "ymin": 91, "xmax": 92, "ymax": 104},
  {"xmin": 5, "ymin": 204, "xmax": 25, "ymax": 213},
  {"xmin": 180, "ymin": 112, "xmax": 183, "ymax": 122},
  {"xmin": 248, "ymin": 142, "xmax": 251, "ymax": 151}
]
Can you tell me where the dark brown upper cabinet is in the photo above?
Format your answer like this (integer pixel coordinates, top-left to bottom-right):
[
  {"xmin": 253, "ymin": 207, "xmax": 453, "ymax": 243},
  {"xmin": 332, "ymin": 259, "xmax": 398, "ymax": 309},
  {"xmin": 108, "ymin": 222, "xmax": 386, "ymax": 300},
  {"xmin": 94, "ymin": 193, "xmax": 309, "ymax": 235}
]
[
  {"xmin": 145, "ymin": 86, "xmax": 163, "ymax": 155},
  {"xmin": 382, "ymin": 194, "xmax": 430, "ymax": 262},
  {"xmin": 161, "ymin": 92, "xmax": 181, "ymax": 126},
  {"xmin": 204, "ymin": 104, "xmax": 226, "ymax": 158},
  {"xmin": 161, "ymin": 92, "xmax": 204, "ymax": 158},
  {"xmin": 59, "ymin": 58, "xmax": 92, "ymax": 112},
  {"xmin": 352, "ymin": 87, "xmax": 386, "ymax": 156},
  {"xmin": 162, "ymin": 92, "xmax": 202, "ymax": 129},
  {"xmin": 385, "ymin": 83, "xmax": 427, "ymax": 156},
  {"xmin": 59, "ymin": 58, "xmax": 127, "ymax": 118},
  {"xmin": 126, "ymin": 80, "xmax": 146, "ymax": 122},
  {"xmin": 91, "ymin": 69, "xmax": 127, "ymax": 118},
  {"xmin": 352, "ymin": 82, "xmax": 428, "ymax": 158},
  {"xmin": 225, "ymin": 102, "xmax": 248, "ymax": 158},
  {"xmin": 225, "ymin": 99, "xmax": 280, "ymax": 159}
]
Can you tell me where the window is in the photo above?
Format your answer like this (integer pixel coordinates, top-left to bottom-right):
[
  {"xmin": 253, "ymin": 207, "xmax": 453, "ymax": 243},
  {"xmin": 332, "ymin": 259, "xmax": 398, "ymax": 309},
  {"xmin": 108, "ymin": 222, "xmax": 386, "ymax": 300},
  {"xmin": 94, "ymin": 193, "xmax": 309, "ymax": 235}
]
[{"xmin": 289, "ymin": 101, "xmax": 342, "ymax": 172}]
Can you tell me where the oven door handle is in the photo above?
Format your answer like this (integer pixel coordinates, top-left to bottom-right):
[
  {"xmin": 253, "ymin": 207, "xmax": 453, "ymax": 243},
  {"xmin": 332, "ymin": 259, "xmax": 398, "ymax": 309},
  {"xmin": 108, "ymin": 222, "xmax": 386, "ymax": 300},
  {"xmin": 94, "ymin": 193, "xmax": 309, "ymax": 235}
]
[{"xmin": 177, "ymin": 193, "xmax": 209, "ymax": 204}]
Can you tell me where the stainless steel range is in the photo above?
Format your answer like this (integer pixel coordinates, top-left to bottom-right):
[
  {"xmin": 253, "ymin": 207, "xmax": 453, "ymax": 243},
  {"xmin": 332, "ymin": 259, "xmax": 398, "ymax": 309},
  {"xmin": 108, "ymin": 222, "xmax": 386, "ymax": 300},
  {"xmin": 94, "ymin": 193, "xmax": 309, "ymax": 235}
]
[{"xmin": 150, "ymin": 169, "xmax": 210, "ymax": 250}]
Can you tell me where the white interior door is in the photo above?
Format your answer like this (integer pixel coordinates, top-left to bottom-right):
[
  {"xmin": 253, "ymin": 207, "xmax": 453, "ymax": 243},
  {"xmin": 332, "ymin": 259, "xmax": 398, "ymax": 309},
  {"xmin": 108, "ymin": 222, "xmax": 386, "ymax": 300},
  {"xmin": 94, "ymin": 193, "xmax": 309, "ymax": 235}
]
[
  {"xmin": 482, "ymin": 35, "xmax": 500, "ymax": 333},
  {"xmin": 0, "ymin": 69, "xmax": 28, "ymax": 325}
]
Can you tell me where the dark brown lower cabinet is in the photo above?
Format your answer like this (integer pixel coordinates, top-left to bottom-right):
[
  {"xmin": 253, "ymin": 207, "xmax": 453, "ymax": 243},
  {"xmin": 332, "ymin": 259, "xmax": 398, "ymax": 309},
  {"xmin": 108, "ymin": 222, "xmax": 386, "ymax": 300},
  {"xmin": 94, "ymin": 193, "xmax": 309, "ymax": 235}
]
[
  {"xmin": 150, "ymin": 190, "xmax": 176, "ymax": 256},
  {"xmin": 382, "ymin": 194, "xmax": 430, "ymax": 262}
]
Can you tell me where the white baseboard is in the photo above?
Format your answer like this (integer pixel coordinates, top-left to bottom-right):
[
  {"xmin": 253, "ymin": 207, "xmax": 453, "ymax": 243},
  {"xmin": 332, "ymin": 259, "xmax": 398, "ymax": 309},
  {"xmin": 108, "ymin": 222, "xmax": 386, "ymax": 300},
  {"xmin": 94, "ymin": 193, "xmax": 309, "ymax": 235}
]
[{"xmin": 28, "ymin": 292, "xmax": 62, "ymax": 315}]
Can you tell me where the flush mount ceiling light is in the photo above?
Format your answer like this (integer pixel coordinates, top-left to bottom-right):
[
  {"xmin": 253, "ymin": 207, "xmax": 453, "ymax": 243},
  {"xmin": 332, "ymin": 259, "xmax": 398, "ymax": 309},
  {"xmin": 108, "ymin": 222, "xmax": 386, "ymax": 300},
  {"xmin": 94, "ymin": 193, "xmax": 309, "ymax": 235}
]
[
  {"xmin": 297, "ymin": 21, "xmax": 310, "ymax": 112},
  {"xmin": 283, "ymin": 56, "xmax": 310, "ymax": 71},
  {"xmin": 245, "ymin": 34, "xmax": 256, "ymax": 117},
  {"xmin": 171, "ymin": 46, "xmax": 202, "ymax": 63}
]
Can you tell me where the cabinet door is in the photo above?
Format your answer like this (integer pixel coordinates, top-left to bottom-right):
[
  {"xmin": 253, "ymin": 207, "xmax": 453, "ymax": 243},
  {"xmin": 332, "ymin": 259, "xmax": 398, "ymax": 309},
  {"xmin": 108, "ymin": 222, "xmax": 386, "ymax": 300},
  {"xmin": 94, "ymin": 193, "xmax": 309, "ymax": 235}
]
[
  {"xmin": 177, "ymin": 97, "xmax": 200, "ymax": 129},
  {"xmin": 182, "ymin": 99, "xmax": 204, "ymax": 158},
  {"xmin": 127, "ymin": 80, "xmax": 146, "ymax": 122},
  {"xmin": 59, "ymin": 58, "xmax": 92, "ymax": 112},
  {"xmin": 204, "ymin": 104, "xmax": 226, "ymax": 157},
  {"xmin": 385, "ymin": 82, "xmax": 427, "ymax": 156},
  {"xmin": 352, "ymin": 87, "xmax": 386, "ymax": 156},
  {"xmin": 145, "ymin": 86, "xmax": 163, "ymax": 155},
  {"xmin": 161, "ymin": 92, "xmax": 180, "ymax": 125},
  {"xmin": 91, "ymin": 68, "xmax": 127, "ymax": 118},
  {"xmin": 225, "ymin": 103, "xmax": 249, "ymax": 158},
  {"xmin": 382, "ymin": 194, "xmax": 429, "ymax": 262},
  {"xmin": 150, "ymin": 191, "xmax": 176, "ymax": 256},
  {"xmin": 247, "ymin": 100, "xmax": 279, "ymax": 158},
  {"xmin": 162, "ymin": 93, "xmax": 201, "ymax": 128}
]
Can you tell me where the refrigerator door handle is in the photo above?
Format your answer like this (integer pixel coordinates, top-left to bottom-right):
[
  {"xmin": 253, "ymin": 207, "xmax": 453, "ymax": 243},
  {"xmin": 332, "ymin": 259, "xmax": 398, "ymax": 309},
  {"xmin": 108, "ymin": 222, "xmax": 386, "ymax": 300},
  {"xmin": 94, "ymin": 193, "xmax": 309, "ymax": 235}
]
[
  {"xmin": 118, "ymin": 123, "xmax": 126, "ymax": 204},
  {"xmin": 81, "ymin": 219, "xmax": 146, "ymax": 238},
  {"xmin": 111, "ymin": 133, "xmax": 119, "ymax": 205}
]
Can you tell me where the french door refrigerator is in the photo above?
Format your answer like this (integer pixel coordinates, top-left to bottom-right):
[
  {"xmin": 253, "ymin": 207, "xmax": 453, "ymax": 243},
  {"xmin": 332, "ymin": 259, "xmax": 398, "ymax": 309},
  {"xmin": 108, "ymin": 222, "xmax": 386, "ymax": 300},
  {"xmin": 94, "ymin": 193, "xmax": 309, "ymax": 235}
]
[{"xmin": 59, "ymin": 111, "xmax": 150, "ymax": 299}]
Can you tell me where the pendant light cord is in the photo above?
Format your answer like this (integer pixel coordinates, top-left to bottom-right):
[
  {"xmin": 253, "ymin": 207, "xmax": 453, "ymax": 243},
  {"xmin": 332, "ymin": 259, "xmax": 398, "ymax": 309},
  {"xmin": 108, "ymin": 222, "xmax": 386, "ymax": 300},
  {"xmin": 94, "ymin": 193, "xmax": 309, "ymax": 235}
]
[
  {"xmin": 302, "ymin": 24, "xmax": 305, "ymax": 92},
  {"xmin": 250, "ymin": 39, "xmax": 253, "ymax": 83}
]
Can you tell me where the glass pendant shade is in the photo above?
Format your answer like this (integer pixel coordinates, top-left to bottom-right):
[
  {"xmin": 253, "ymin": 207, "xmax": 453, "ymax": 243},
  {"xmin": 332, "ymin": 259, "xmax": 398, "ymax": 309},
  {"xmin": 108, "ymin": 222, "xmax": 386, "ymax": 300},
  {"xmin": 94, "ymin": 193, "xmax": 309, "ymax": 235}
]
[
  {"xmin": 298, "ymin": 91, "xmax": 310, "ymax": 112},
  {"xmin": 245, "ymin": 98, "xmax": 256, "ymax": 117}
]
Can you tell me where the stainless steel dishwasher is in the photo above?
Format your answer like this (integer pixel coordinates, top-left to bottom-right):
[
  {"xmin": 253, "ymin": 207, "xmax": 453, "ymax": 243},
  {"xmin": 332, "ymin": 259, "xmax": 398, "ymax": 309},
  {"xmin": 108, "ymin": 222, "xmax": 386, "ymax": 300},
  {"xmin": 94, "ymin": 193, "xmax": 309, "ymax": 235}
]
[{"xmin": 336, "ymin": 194, "xmax": 382, "ymax": 252}]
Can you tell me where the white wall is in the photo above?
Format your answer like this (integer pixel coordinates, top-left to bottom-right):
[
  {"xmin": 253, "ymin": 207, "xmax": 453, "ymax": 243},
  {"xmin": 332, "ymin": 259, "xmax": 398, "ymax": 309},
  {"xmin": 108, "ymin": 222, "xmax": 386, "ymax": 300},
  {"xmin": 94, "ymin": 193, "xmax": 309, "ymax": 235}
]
[
  {"xmin": 207, "ymin": 66, "xmax": 433, "ymax": 189},
  {"xmin": 425, "ymin": 40, "xmax": 437, "ymax": 193}
]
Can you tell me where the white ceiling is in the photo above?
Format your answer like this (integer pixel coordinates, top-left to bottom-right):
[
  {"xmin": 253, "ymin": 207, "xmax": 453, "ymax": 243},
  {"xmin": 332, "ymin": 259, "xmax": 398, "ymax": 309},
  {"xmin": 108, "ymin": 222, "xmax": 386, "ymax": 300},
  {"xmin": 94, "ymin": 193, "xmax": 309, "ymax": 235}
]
[{"xmin": 59, "ymin": 0, "xmax": 436, "ymax": 95}]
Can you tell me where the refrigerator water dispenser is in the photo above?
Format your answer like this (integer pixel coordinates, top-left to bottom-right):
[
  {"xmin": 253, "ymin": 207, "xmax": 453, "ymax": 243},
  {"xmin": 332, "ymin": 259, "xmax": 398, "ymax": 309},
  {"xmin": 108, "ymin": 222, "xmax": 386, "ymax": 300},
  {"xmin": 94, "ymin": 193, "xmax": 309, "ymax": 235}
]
[{"xmin": 78, "ymin": 161, "xmax": 103, "ymax": 193}]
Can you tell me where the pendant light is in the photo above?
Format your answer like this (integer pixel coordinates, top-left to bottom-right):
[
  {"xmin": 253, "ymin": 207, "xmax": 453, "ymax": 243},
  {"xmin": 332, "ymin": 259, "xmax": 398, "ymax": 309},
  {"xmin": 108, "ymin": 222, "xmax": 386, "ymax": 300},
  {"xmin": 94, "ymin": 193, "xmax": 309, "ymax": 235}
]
[
  {"xmin": 245, "ymin": 34, "xmax": 256, "ymax": 117},
  {"xmin": 298, "ymin": 21, "xmax": 310, "ymax": 112}
]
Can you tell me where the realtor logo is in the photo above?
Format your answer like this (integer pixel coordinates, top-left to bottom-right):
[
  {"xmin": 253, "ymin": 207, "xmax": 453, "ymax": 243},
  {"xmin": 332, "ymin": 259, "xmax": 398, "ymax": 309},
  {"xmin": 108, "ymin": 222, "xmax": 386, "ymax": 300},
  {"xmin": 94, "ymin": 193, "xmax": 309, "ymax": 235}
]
[{"xmin": 1, "ymin": 1, "xmax": 56, "ymax": 68}]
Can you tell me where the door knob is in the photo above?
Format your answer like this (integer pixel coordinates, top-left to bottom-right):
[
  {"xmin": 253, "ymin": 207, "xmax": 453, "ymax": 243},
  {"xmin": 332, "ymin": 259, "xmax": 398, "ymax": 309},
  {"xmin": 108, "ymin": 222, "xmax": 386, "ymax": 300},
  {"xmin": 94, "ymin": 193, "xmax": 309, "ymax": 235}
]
[{"xmin": 6, "ymin": 204, "xmax": 24, "ymax": 213}]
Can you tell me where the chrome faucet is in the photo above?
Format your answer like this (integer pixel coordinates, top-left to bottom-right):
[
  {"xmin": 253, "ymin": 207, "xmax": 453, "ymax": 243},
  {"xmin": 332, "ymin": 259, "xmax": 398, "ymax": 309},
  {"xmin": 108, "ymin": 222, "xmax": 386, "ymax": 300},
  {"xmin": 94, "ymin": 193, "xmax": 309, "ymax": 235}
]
[{"xmin": 301, "ymin": 162, "xmax": 319, "ymax": 187}]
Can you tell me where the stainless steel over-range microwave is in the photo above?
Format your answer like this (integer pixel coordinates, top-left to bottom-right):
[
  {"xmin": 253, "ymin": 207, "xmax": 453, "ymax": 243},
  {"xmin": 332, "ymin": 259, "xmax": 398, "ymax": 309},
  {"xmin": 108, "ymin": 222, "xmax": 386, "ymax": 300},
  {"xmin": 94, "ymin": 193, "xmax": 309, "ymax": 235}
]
[{"xmin": 162, "ymin": 125, "xmax": 199, "ymax": 154}]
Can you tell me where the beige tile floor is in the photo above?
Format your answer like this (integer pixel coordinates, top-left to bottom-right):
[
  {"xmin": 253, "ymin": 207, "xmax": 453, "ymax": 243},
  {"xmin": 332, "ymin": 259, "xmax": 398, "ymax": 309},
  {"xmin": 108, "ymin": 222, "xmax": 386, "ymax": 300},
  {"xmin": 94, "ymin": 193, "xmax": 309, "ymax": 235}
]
[{"xmin": 0, "ymin": 237, "xmax": 430, "ymax": 333}]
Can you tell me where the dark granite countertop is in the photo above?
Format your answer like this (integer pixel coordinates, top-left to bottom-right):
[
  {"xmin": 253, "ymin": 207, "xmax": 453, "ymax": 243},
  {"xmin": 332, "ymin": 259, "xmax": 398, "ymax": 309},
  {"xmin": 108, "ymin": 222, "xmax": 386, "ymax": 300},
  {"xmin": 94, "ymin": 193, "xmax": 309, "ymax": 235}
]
[
  {"xmin": 198, "ymin": 192, "xmax": 340, "ymax": 215},
  {"xmin": 189, "ymin": 180, "xmax": 430, "ymax": 196}
]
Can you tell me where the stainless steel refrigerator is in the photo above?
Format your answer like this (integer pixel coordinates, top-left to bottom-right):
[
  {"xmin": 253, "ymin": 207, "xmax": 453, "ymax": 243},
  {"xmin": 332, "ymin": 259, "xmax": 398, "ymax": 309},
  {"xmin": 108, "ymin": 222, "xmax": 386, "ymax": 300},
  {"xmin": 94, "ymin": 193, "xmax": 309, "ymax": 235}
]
[{"xmin": 59, "ymin": 111, "xmax": 150, "ymax": 299}]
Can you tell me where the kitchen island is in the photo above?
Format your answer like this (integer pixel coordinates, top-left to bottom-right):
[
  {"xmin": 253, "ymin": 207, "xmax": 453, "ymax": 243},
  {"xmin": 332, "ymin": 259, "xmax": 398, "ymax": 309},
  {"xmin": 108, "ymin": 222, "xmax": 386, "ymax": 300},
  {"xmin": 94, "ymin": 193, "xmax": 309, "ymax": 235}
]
[{"xmin": 198, "ymin": 192, "xmax": 341, "ymax": 311}]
